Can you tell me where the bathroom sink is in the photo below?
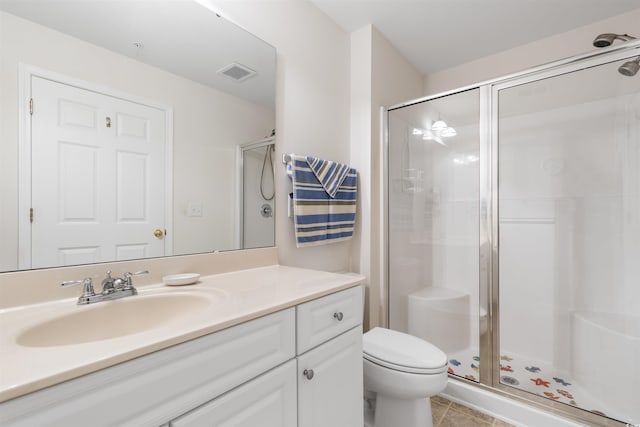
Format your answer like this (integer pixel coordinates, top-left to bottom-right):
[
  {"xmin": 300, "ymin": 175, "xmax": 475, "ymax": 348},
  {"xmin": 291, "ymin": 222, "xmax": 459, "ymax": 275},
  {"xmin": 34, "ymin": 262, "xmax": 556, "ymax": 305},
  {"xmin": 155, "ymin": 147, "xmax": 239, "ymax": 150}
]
[{"xmin": 16, "ymin": 292, "xmax": 221, "ymax": 347}]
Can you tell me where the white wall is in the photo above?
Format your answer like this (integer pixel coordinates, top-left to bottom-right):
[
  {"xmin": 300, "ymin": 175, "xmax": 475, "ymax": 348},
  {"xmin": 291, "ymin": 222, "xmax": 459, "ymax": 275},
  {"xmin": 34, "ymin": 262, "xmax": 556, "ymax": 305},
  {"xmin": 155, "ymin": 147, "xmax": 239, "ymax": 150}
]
[
  {"xmin": 0, "ymin": 11, "xmax": 273, "ymax": 271},
  {"xmin": 424, "ymin": 8, "xmax": 640, "ymax": 95},
  {"xmin": 208, "ymin": 0, "xmax": 353, "ymax": 272},
  {"xmin": 498, "ymin": 90, "xmax": 640, "ymax": 367}
]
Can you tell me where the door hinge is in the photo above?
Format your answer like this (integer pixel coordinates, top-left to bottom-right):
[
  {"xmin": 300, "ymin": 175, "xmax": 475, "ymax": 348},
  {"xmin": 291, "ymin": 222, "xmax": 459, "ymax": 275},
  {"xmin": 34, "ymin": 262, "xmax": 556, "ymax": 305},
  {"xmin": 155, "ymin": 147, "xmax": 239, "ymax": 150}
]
[
  {"xmin": 29, "ymin": 98, "xmax": 33, "ymax": 115},
  {"xmin": 29, "ymin": 208, "xmax": 34, "ymax": 223}
]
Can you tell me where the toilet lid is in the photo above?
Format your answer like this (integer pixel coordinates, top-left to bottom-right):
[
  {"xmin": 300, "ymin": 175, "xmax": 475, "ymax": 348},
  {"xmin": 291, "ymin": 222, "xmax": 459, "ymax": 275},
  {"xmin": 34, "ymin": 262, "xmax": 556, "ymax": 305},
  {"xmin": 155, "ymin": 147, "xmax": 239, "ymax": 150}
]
[{"xmin": 363, "ymin": 327, "xmax": 448, "ymax": 374}]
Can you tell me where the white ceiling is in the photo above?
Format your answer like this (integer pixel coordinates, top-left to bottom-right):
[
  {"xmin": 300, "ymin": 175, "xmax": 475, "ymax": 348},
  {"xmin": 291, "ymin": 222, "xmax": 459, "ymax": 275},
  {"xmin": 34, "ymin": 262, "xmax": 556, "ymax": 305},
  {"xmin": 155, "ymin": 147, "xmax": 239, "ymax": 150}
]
[{"xmin": 309, "ymin": 0, "xmax": 640, "ymax": 75}]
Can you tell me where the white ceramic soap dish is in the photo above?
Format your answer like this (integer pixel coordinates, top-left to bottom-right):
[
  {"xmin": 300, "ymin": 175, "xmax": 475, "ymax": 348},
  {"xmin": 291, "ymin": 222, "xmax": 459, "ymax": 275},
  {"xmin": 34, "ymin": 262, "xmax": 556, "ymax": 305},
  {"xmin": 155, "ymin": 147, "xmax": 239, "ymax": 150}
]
[{"xmin": 162, "ymin": 273, "xmax": 200, "ymax": 286}]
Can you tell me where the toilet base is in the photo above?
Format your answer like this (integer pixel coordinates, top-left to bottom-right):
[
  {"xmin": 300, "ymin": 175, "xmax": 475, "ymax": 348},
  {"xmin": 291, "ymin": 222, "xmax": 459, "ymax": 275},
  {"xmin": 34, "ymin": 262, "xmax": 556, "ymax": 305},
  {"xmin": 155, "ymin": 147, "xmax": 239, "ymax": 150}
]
[{"xmin": 369, "ymin": 394, "xmax": 433, "ymax": 427}]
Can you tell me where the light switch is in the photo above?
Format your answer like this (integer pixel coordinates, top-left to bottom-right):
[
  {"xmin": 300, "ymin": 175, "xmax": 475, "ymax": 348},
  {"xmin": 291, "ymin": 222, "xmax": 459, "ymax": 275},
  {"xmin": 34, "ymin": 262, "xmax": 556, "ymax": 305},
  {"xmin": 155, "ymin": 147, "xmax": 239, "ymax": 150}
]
[{"xmin": 187, "ymin": 201, "xmax": 203, "ymax": 217}]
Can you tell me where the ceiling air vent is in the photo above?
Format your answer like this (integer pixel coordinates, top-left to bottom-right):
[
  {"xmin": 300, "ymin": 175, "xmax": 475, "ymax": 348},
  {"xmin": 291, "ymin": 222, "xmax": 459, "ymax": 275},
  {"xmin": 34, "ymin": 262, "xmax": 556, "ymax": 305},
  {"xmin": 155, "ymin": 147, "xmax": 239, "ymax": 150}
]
[{"xmin": 217, "ymin": 62, "xmax": 257, "ymax": 82}]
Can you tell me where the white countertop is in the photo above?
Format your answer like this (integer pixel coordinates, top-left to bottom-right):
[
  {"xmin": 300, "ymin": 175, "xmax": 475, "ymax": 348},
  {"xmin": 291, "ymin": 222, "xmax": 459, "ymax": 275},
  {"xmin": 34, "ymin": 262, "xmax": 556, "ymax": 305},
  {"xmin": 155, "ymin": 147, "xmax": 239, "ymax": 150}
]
[{"xmin": 0, "ymin": 265, "xmax": 364, "ymax": 402}]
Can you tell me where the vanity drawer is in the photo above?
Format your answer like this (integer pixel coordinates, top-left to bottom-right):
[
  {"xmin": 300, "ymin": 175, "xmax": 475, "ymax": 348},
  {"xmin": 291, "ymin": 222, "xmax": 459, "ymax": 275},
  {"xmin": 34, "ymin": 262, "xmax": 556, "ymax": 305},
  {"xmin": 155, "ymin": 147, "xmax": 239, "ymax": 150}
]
[{"xmin": 296, "ymin": 285, "xmax": 362, "ymax": 354}]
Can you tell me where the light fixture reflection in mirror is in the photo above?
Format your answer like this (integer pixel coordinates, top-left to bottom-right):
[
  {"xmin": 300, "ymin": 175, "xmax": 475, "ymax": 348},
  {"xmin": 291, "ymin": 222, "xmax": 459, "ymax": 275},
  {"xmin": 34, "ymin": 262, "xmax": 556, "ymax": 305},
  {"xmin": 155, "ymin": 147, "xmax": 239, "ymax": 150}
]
[{"xmin": 0, "ymin": 0, "xmax": 276, "ymax": 272}]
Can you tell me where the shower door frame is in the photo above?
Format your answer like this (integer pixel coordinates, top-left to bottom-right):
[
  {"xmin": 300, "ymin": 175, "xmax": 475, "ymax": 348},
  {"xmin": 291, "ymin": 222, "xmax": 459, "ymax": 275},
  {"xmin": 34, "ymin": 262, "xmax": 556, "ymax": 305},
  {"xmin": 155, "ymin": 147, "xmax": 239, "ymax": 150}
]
[
  {"xmin": 487, "ymin": 46, "xmax": 640, "ymax": 427},
  {"xmin": 382, "ymin": 39, "xmax": 640, "ymax": 427},
  {"xmin": 236, "ymin": 136, "xmax": 276, "ymax": 249}
]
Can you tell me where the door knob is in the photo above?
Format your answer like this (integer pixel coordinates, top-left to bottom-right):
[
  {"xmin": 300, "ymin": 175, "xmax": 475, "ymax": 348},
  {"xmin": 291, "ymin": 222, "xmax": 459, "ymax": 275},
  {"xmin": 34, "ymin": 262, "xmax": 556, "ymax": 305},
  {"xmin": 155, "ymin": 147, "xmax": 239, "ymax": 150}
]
[
  {"xmin": 153, "ymin": 229, "xmax": 165, "ymax": 238},
  {"xmin": 333, "ymin": 311, "xmax": 344, "ymax": 321},
  {"xmin": 303, "ymin": 369, "xmax": 314, "ymax": 380}
]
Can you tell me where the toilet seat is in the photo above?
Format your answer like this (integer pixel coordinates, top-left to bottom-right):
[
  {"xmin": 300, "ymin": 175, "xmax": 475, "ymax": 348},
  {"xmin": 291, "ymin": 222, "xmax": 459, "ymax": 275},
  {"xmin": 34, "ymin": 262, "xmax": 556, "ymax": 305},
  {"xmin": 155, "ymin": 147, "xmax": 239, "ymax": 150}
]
[{"xmin": 363, "ymin": 327, "xmax": 448, "ymax": 375}]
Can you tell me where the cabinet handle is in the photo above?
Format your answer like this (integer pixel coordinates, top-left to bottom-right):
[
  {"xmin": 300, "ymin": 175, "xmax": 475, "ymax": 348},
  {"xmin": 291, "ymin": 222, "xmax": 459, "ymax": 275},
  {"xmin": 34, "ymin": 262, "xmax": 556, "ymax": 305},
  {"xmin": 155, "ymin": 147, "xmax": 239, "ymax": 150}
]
[
  {"xmin": 303, "ymin": 369, "xmax": 314, "ymax": 380},
  {"xmin": 333, "ymin": 311, "xmax": 344, "ymax": 321}
]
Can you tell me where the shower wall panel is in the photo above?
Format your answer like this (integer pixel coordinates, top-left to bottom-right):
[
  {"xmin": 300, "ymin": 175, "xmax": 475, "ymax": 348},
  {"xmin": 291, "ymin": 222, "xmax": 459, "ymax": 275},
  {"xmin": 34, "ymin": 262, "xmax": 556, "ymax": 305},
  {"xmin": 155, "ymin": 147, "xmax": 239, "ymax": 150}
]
[{"xmin": 497, "ymin": 57, "xmax": 640, "ymax": 424}]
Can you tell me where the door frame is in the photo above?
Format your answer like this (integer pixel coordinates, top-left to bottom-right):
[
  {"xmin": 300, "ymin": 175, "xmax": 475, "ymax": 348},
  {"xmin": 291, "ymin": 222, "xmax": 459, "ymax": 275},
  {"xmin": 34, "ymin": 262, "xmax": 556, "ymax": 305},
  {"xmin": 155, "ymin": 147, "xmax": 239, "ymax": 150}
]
[{"xmin": 18, "ymin": 64, "xmax": 174, "ymax": 269}]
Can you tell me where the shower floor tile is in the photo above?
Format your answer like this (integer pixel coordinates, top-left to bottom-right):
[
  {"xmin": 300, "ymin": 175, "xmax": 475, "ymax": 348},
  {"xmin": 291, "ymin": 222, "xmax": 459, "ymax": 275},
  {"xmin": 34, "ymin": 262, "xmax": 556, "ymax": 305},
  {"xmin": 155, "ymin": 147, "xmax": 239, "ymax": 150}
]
[{"xmin": 445, "ymin": 348, "xmax": 624, "ymax": 424}]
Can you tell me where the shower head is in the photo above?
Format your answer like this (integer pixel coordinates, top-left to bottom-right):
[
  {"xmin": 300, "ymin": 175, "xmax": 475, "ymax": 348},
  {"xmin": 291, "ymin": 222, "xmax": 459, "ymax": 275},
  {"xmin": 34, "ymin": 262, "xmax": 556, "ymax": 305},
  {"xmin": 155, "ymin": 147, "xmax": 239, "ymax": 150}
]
[
  {"xmin": 592, "ymin": 33, "xmax": 636, "ymax": 48},
  {"xmin": 618, "ymin": 57, "xmax": 640, "ymax": 77}
]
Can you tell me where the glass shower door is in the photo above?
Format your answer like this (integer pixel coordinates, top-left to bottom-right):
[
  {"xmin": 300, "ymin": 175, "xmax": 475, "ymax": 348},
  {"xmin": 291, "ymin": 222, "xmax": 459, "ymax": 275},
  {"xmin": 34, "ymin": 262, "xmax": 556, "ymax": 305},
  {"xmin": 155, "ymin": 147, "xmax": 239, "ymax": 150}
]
[
  {"xmin": 496, "ymin": 57, "xmax": 640, "ymax": 425},
  {"xmin": 387, "ymin": 89, "xmax": 482, "ymax": 382}
]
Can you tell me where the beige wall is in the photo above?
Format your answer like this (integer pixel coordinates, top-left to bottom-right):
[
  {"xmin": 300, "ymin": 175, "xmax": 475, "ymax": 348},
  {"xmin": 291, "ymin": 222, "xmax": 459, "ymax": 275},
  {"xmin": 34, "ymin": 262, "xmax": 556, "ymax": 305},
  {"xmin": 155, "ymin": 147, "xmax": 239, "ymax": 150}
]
[
  {"xmin": 210, "ymin": 0, "xmax": 354, "ymax": 272},
  {"xmin": 0, "ymin": 11, "xmax": 274, "ymax": 271},
  {"xmin": 209, "ymin": 3, "xmax": 425, "ymax": 317},
  {"xmin": 350, "ymin": 25, "xmax": 424, "ymax": 330},
  {"xmin": 425, "ymin": 8, "xmax": 640, "ymax": 95}
]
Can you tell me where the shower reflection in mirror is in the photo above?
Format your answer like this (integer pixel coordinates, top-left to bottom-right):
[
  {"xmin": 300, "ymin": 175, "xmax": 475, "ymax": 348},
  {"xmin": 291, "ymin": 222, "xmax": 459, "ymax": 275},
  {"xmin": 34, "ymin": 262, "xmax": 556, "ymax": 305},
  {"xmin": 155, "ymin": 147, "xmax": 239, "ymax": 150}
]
[{"xmin": 238, "ymin": 134, "xmax": 276, "ymax": 249}]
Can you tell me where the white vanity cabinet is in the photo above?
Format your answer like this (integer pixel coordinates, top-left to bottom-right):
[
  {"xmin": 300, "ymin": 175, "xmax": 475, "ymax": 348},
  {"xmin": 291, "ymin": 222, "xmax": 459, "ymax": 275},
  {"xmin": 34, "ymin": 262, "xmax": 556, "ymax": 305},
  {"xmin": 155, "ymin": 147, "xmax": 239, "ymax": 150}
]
[
  {"xmin": 168, "ymin": 285, "xmax": 364, "ymax": 427},
  {"xmin": 0, "ymin": 308, "xmax": 296, "ymax": 427},
  {"xmin": 296, "ymin": 285, "xmax": 363, "ymax": 427},
  {"xmin": 0, "ymin": 285, "xmax": 363, "ymax": 427}
]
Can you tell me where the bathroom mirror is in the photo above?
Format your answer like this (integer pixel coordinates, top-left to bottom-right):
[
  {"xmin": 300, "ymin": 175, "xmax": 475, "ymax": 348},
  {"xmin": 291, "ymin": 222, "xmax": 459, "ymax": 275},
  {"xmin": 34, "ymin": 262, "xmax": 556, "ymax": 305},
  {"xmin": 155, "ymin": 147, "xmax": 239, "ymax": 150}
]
[{"xmin": 0, "ymin": 0, "xmax": 276, "ymax": 272}]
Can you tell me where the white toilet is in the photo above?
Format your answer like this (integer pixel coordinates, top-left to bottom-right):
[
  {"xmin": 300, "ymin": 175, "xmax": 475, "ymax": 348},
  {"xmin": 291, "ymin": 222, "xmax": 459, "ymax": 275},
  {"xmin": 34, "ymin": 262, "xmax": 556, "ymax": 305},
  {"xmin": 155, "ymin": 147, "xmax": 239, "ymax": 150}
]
[{"xmin": 363, "ymin": 327, "xmax": 448, "ymax": 427}]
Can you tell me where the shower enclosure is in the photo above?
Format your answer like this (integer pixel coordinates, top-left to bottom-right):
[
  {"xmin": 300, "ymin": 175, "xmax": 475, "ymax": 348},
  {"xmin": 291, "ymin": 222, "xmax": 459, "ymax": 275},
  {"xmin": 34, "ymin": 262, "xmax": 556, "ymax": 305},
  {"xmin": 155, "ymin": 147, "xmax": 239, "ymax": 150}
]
[
  {"xmin": 238, "ymin": 137, "xmax": 275, "ymax": 249},
  {"xmin": 384, "ymin": 41, "xmax": 639, "ymax": 426}
]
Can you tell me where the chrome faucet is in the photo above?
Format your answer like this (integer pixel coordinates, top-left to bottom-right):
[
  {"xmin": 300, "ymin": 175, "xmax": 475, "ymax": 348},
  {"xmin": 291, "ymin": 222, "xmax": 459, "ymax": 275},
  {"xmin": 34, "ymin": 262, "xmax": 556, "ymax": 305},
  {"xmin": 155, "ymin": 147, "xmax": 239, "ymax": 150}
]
[{"xmin": 61, "ymin": 270, "xmax": 148, "ymax": 305}]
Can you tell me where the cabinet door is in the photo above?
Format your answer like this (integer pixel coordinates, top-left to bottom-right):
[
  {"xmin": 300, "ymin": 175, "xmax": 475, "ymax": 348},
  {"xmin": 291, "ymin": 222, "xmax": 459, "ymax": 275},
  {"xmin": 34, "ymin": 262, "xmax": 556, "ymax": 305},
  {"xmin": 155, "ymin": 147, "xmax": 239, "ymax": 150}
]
[
  {"xmin": 297, "ymin": 327, "xmax": 363, "ymax": 427},
  {"xmin": 170, "ymin": 359, "xmax": 297, "ymax": 427}
]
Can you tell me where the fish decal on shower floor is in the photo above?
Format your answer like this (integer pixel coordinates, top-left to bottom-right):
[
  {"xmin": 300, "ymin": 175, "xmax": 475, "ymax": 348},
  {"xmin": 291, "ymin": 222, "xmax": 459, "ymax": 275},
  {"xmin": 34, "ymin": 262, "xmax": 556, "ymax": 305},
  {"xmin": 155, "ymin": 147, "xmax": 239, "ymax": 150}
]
[
  {"xmin": 472, "ymin": 356, "xmax": 480, "ymax": 362},
  {"xmin": 448, "ymin": 367, "xmax": 455, "ymax": 375},
  {"xmin": 553, "ymin": 377, "xmax": 571, "ymax": 386},
  {"xmin": 543, "ymin": 392, "xmax": 560, "ymax": 400},
  {"xmin": 464, "ymin": 374, "xmax": 476, "ymax": 381},
  {"xmin": 471, "ymin": 363, "xmax": 479, "ymax": 373},
  {"xmin": 500, "ymin": 364, "xmax": 514, "ymax": 372},
  {"xmin": 500, "ymin": 355, "xmax": 513, "ymax": 361},
  {"xmin": 500, "ymin": 376, "xmax": 519, "ymax": 386},
  {"xmin": 449, "ymin": 359, "xmax": 461, "ymax": 366},
  {"xmin": 525, "ymin": 366, "xmax": 541, "ymax": 373},
  {"xmin": 557, "ymin": 389, "xmax": 574, "ymax": 399},
  {"xmin": 530, "ymin": 378, "xmax": 550, "ymax": 387}
]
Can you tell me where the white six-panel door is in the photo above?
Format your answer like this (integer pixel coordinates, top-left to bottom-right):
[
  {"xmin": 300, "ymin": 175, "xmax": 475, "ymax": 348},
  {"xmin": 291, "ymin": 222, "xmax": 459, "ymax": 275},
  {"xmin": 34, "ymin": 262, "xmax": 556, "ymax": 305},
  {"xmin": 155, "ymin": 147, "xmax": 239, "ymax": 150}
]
[{"xmin": 30, "ymin": 76, "xmax": 167, "ymax": 268}]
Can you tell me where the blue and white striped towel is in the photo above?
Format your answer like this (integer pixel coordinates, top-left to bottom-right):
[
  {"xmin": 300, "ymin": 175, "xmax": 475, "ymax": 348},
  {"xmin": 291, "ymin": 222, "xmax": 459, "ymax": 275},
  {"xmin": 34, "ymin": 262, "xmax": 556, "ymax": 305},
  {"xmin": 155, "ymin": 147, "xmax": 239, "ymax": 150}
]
[
  {"xmin": 306, "ymin": 156, "xmax": 351, "ymax": 198},
  {"xmin": 292, "ymin": 155, "xmax": 357, "ymax": 247}
]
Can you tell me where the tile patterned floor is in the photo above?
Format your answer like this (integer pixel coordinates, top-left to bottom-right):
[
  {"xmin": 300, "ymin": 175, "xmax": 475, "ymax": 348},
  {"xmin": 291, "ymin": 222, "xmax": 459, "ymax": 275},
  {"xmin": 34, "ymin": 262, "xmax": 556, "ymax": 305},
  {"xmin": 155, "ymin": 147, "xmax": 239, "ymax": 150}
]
[{"xmin": 431, "ymin": 396, "xmax": 515, "ymax": 427}]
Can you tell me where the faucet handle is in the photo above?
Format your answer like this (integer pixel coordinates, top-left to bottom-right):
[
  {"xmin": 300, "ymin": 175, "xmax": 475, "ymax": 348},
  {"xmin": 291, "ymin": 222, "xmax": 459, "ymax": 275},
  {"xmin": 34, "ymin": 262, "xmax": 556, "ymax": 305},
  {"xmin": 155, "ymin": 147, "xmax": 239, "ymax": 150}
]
[
  {"xmin": 126, "ymin": 270, "xmax": 149, "ymax": 277},
  {"xmin": 123, "ymin": 270, "xmax": 148, "ymax": 290},
  {"xmin": 61, "ymin": 277, "xmax": 95, "ymax": 299}
]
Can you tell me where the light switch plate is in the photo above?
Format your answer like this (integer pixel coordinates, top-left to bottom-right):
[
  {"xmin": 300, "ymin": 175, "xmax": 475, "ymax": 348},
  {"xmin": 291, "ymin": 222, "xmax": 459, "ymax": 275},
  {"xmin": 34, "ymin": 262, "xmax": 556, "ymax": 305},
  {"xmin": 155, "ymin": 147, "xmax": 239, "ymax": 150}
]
[{"xmin": 187, "ymin": 201, "xmax": 203, "ymax": 217}]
